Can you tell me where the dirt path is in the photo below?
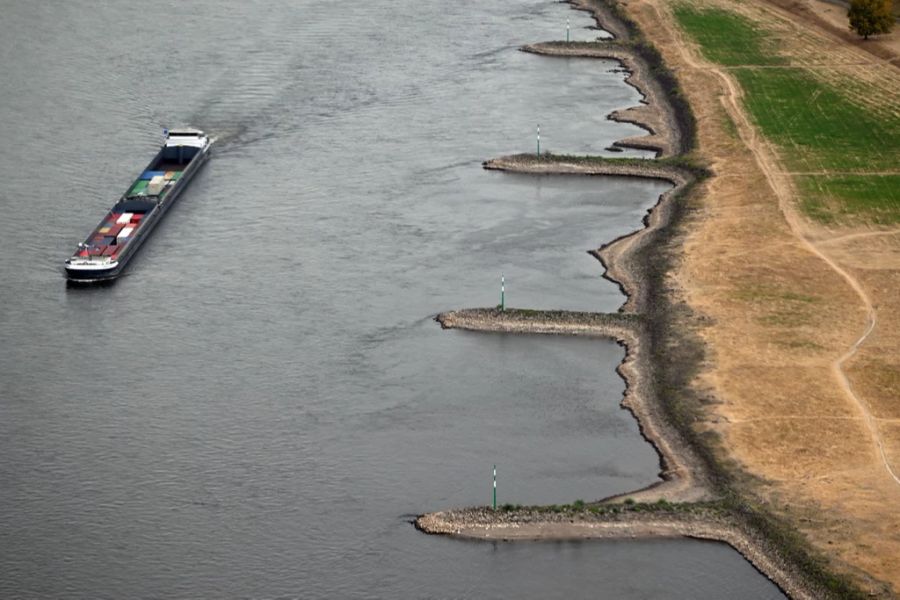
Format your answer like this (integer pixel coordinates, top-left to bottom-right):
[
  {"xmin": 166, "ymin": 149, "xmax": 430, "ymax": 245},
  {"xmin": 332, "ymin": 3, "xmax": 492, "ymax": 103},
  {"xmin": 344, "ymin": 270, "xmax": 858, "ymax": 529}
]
[
  {"xmin": 817, "ymin": 229, "xmax": 900, "ymax": 246},
  {"xmin": 650, "ymin": 0, "xmax": 900, "ymax": 489},
  {"xmin": 624, "ymin": 0, "xmax": 900, "ymax": 592}
]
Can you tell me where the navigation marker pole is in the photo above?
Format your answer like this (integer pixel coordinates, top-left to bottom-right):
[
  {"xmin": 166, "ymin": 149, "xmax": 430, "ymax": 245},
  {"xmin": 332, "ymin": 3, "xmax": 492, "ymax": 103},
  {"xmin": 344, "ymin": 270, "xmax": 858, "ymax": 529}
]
[
  {"xmin": 567, "ymin": 17, "xmax": 570, "ymax": 42},
  {"xmin": 500, "ymin": 274, "xmax": 505, "ymax": 311},
  {"xmin": 493, "ymin": 464, "xmax": 497, "ymax": 510},
  {"xmin": 537, "ymin": 124, "xmax": 541, "ymax": 156}
]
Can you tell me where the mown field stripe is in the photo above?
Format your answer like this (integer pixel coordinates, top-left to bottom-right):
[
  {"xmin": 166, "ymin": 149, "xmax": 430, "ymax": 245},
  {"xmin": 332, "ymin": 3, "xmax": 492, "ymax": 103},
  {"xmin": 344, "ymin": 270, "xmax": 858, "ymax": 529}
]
[{"xmin": 673, "ymin": 5, "xmax": 900, "ymax": 223}]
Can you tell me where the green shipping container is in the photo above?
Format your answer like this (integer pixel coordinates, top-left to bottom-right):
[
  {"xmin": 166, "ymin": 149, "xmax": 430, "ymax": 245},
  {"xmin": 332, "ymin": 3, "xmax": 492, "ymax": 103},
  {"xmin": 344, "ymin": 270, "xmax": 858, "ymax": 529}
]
[
  {"xmin": 129, "ymin": 180, "xmax": 149, "ymax": 196},
  {"xmin": 170, "ymin": 171, "xmax": 183, "ymax": 181}
]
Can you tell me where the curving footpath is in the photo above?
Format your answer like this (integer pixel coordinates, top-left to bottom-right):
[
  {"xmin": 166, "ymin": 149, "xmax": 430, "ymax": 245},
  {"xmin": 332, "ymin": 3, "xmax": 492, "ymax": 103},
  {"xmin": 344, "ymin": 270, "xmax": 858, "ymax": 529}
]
[{"xmin": 651, "ymin": 0, "xmax": 900, "ymax": 488}]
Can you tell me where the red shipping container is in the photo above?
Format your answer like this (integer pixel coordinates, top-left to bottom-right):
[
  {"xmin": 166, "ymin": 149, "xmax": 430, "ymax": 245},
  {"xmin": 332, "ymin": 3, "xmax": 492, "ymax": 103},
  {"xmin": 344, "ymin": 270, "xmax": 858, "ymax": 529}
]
[
  {"xmin": 102, "ymin": 246, "xmax": 117, "ymax": 256},
  {"xmin": 131, "ymin": 213, "xmax": 144, "ymax": 221},
  {"xmin": 107, "ymin": 223, "xmax": 125, "ymax": 237}
]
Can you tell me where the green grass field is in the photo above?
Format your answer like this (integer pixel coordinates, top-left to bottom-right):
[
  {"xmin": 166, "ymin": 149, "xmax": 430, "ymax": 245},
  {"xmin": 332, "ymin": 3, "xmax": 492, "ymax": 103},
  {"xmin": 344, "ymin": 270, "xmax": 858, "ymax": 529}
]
[
  {"xmin": 799, "ymin": 175, "xmax": 900, "ymax": 224},
  {"xmin": 733, "ymin": 68, "xmax": 900, "ymax": 173},
  {"xmin": 673, "ymin": 6, "xmax": 900, "ymax": 223},
  {"xmin": 672, "ymin": 6, "xmax": 785, "ymax": 66}
]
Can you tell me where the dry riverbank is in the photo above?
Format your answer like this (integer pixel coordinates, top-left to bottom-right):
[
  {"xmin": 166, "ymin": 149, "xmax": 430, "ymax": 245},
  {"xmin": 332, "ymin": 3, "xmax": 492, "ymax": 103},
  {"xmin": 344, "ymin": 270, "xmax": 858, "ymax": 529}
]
[
  {"xmin": 632, "ymin": 0, "xmax": 900, "ymax": 595},
  {"xmin": 415, "ymin": 0, "xmax": 871, "ymax": 598}
]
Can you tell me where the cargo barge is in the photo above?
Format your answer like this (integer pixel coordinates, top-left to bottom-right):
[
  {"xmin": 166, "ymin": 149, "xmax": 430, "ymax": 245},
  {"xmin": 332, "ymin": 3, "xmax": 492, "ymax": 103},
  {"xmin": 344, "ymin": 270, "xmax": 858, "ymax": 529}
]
[{"xmin": 64, "ymin": 128, "xmax": 212, "ymax": 282}]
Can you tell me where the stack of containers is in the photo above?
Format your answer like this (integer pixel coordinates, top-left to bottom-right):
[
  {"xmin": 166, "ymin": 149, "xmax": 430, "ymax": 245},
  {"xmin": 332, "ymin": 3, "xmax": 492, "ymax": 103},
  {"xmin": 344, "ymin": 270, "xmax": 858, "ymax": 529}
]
[
  {"xmin": 116, "ymin": 212, "xmax": 134, "ymax": 245},
  {"xmin": 113, "ymin": 211, "xmax": 145, "ymax": 247},
  {"xmin": 147, "ymin": 175, "xmax": 167, "ymax": 195}
]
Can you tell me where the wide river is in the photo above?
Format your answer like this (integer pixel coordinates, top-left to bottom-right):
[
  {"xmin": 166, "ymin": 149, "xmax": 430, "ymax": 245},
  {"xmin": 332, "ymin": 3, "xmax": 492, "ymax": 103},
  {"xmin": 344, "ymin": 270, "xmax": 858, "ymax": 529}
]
[{"xmin": 0, "ymin": 0, "xmax": 784, "ymax": 598}]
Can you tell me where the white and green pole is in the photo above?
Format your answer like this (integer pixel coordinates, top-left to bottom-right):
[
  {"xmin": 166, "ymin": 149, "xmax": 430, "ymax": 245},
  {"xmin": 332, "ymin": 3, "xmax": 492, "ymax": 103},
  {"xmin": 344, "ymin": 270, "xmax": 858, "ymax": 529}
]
[
  {"xmin": 492, "ymin": 464, "xmax": 497, "ymax": 510},
  {"xmin": 500, "ymin": 274, "xmax": 505, "ymax": 311},
  {"xmin": 536, "ymin": 124, "xmax": 541, "ymax": 156},
  {"xmin": 567, "ymin": 17, "xmax": 570, "ymax": 42}
]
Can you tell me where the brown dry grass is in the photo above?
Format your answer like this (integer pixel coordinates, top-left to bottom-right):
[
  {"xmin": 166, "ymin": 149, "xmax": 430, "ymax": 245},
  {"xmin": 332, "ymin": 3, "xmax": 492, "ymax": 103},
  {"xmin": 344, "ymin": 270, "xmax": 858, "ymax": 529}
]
[
  {"xmin": 764, "ymin": 0, "xmax": 900, "ymax": 66},
  {"xmin": 621, "ymin": 0, "xmax": 900, "ymax": 594}
]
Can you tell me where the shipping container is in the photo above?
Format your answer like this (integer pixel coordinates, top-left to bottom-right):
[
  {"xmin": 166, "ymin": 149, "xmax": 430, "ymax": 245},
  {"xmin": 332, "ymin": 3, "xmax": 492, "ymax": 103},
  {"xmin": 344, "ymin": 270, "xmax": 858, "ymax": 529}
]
[
  {"xmin": 147, "ymin": 175, "xmax": 167, "ymax": 195},
  {"xmin": 129, "ymin": 180, "xmax": 149, "ymax": 196}
]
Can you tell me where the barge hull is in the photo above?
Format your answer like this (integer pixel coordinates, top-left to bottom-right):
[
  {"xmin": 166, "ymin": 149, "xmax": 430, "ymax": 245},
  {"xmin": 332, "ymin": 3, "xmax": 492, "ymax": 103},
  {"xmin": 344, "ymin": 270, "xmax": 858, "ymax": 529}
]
[{"xmin": 65, "ymin": 129, "xmax": 211, "ymax": 282}]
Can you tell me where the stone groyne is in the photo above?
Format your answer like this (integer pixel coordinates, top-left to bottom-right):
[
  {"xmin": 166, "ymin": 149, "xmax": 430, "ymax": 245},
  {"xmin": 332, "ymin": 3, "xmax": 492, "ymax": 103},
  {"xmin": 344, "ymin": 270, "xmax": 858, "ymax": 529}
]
[
  {"xmin": 435, "ymin": 307, "xmax": 639, "ymax": 340},
  {"xmin": 416, "ymin": 506, "xmax": 815, "ymax": 600}
]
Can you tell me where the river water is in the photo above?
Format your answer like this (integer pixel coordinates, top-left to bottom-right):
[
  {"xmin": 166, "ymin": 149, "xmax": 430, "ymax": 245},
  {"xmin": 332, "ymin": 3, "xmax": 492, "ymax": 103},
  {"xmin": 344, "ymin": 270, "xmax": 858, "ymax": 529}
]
[{"xmin": 0, "ymin": 0, "xmax": 784, "ymax": 598}]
